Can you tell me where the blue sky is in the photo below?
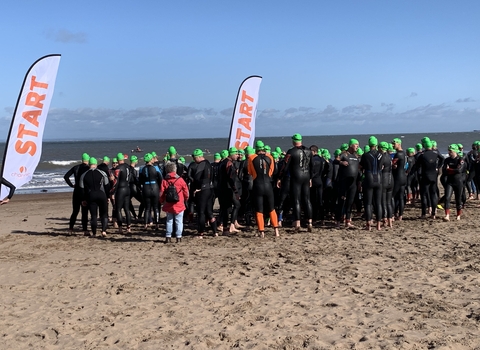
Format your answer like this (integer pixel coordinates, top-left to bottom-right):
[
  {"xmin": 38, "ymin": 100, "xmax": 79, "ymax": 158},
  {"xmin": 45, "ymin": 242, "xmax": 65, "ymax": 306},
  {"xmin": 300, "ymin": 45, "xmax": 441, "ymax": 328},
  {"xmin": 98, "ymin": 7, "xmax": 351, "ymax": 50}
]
[{"xmin": 1, "ymin": 0, "xmax": 479, "ymax": 140}]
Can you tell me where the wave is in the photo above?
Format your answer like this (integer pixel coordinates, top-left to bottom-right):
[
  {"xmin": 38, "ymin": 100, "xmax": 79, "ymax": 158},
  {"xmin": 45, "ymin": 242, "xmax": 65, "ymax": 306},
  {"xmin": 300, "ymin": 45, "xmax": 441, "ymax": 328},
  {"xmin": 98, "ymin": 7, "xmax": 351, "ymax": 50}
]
[{"xmin": 45, "ymin": 160, "xmax": 79, "ymax": 166}]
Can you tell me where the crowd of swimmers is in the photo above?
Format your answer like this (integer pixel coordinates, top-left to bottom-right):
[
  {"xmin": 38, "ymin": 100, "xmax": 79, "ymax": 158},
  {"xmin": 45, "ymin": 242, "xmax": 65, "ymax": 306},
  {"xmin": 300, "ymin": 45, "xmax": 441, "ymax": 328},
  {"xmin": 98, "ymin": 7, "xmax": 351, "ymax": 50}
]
[{"xmin": 63, "ymin": 134, "xmax": 478, "ymax": 241}]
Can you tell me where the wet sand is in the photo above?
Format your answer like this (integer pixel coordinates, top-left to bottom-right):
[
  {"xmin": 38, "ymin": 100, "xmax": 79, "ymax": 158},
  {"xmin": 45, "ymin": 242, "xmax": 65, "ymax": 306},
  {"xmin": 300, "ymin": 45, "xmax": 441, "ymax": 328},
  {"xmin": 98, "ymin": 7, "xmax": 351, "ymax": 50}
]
[{"xmin": 1, "ymin": 192, "xmax": 480, "ymax": 349}]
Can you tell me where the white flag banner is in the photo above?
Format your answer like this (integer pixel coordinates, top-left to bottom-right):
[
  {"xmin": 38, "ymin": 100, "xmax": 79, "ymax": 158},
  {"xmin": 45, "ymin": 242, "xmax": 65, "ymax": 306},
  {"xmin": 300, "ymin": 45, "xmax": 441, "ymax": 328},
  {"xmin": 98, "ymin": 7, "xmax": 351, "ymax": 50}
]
[
  {"xmin": 228, "ymin": 75, "xmax": 262, "ymax": 149},
  {"xmin": 1, "ymin": 54, "xmax": 61, "ymax": 199}
]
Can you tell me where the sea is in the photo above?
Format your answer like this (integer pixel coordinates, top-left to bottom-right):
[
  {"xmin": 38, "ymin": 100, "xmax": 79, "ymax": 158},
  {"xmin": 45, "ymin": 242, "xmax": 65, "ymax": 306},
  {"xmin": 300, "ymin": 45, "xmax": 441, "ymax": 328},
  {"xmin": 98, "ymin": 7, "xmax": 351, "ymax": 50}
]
[{"xmin": 0, "ymin": 131, "xmax": 477, "ymax": 194}]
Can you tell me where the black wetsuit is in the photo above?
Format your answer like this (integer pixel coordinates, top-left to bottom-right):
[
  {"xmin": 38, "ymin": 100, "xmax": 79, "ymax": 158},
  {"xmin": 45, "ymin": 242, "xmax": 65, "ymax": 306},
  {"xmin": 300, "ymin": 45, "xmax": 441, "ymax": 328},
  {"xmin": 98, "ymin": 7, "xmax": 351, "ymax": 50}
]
[
  {"xmin": 413, "ymin": 149, "xmax": 444, "ymax": 217},
  {"xmin": 0, "ymin": 177, "xmax": 15, "ymax": 200},
  {"xmin": 278, "ymin": 145, "xmax": 313, "ymax": 222},
  {"xmin": 218, "ymin": 158, "xmax": 241, "ymax": 227},
  {"xmin": 442, "ymin": 155, "xmax": 466, "ymax": 212},
  {"xmin": 336, "ymin": 152, "xmax": 360, "ymax": 222},
  {"xmin": 113, "ymin": 162, "xmax": 131, "ymax": 228},
  {"xmin": 392, "ymin": 150, "xmax": 407, "ymax": 217},
  {"xmin": 310, "ymin": 153, "xmax": 326, "ymax": 222},
  {"xmin": 360, "ymin": 150, "xmax": 384, "ymax": 223},
  {"xmin": 190, "ymin": 159, "xmax": 217, "ymax": 234},
  {"xmin": 79, "ymin": 167, "xmax": 109, "ymax": 235},
  {"xmin": 129, "ymin": 165, "xmax": 143, "ymax": 220},
  {"xmin": 64, "ymin": 162, "xmax": 90, "ymax": 231},
  {"xmin": 140, "ymin": 164, "xmax": 162, "ymax": 227},
  {"xmin": 381, "ymin": 153, "xmax": 394, "ymax": 219}
]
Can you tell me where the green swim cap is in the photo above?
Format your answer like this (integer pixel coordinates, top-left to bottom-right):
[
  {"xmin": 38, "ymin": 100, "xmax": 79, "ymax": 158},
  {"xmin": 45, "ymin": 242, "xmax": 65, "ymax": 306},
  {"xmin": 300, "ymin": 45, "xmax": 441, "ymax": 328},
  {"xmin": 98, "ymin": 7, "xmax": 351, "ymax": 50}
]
[
  {"xmin": 292, "ymin": 133, "xmax": 302, "ymax": 142},
  {"xmin": 407, "ymin": 147, "xmax": 415, "ymax": 154},
  {"xmin": 130, "ymin": 155, "xmax": 138, "ymax": 163},
  {"xmin": 421, "ymin": 137, "xmax": 430, "ymax": 146},
  {"xmin": 192, "ymin": 149, "xmax": 203, "ymax": 157},
  {"xmin": 474, "ymin": 141, "xmax": 480, "ymax": 146},
  {"xmin": 228, "ymin": 147, "xmax": 238, "ymax": 156},
  {"xmin": 179, "ymin": 157, "xmax": 185, "ymax": 164},
  {"xmin": 265, "ymin": 145, "xmax": 271, "ymax": 152},
  {"xmin": 323, "ymin": 150, "xmax": 331, "ymax": 159},
  {"xmin": 379, "ymin": 141, "xmax": 389, "ymax": 151},
  {"xmin": 357, "ymin": 148, "xmax": 364, "ymax": 156},
  {"xmin": 388, "ymin": 144, "xmax": 394, "ymax": 152},
  {"xmin": 457, "ymin": 143, "xmax": 463, "ymax": 149},
  {"xmin": 144, "ymin": 153, "xmax": 153, "ymax": 162},
  {"xmin": 275, "ymin": 146, "xmax": 282, "ymax": 154},
  {"xmin": 245, "ymin": 146, "xmax": 255, "ymax": 156},
  {"xmin": 368, "ymin": 136, "xmax": 378, "ymax": 147},
  {"xmin": 238, "ymin": 149, "xmax": 245, "ymax": 155},
  {"xmin": 89, "ymin": 157, "xmax": 97, "ymax": 165},
  {"xmin": 424, "ymin": 140, "xmax": 433, "ymax": 149},
  {"xmin": 349, "ymin": 138, "xmax": 359, "ymax": 146},
  {"xmin": 214, "ymin": 152, "xmax": 221, "ymax": 160},
  {"xmin": 431, "ymin": 140, "xmax": 437, "ymax": 148},
  {"xmin": 392, "ymin": 138, "xmax": 402, "ymax": 144},
  {"xmin": 103, "ymin": 156, "xmax": 110, "ymax": 162},
  {"xmin": 117, "ymin": 153, "xmax": 124, "ymax": 161},
  {"xmin": 415, "ymin": 143, "xmax": 423, "ymax": 151},
  {"xmin": 271, "ymin": 151, "xmax": 279, "ymax": 160},
  {"xmin": 364, "ymin": 145, "xmax": 370, "ymax": 153},
  {"xmin": 334, "ymin": 149, "xmax": 342, "ymax": 157},
  {"xmin": 448, "ymin": 144, "xmax": 459, "ymax": 153},
  {"xmin": 112, "ymin": 158, "xmax": 118, "ymax": 163},
  {"xmin": 221, "ymin": 150, "xmax": 229, "ymax": 158},
  {"xmin": 82, "ymin": 153, "xmax": 90, "ymax": 161},
  {"xmin": 340, "ymin": 143, "xmax": 348, "ymax": 151},
  {"xmin": 151, "ymin": 151, "xmax": 157, "ymax": 157},
  {"xmin": 168, "ymin": 146, "xmax": 176, "ymax": 156},
  {"xmin": 255, "ymin": 140, "xmax": 265, "ymax": 151}
]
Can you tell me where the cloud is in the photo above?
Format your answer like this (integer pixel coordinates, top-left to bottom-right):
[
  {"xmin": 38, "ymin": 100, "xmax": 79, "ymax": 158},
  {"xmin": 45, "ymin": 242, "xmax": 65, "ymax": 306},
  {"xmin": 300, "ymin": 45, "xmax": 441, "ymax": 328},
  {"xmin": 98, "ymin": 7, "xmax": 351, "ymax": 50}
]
[
  {"xmin": 381, "ymin": 103, "xmax": 395, "ymax": 111},
  {"xmin": 456, "ymin": 97, "xmax": 476, "ymax": 103},
  {"xmin": 409, "ymin": 92, "xmax": 418, "ymax": 98},
  {"xmin": 45, "ymin": 29, "xmax": 87, "ymax": 43},
  {"xmin": 341, "ymin": 104, "xmax": 372, "ymax": 114},
  {"xmin": 3, "ymin": 102, "xmax": 479, "ymax": 141}
]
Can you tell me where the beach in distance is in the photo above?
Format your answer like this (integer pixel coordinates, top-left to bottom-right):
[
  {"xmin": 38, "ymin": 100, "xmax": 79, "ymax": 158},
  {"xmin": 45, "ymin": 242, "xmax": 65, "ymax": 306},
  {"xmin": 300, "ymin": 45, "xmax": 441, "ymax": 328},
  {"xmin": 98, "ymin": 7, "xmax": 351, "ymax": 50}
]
[{"xmin": 1, "ymin": 192, "xmax": 480, "ymax": 349}]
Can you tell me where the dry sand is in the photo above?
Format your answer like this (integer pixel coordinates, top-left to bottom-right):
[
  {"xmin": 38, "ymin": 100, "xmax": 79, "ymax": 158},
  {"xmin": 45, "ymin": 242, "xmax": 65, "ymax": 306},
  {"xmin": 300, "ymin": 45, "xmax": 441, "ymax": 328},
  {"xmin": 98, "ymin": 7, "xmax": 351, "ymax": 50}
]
[{"xmin": 1, "ymin": 192, "xmax": 480, "ymax": 349}]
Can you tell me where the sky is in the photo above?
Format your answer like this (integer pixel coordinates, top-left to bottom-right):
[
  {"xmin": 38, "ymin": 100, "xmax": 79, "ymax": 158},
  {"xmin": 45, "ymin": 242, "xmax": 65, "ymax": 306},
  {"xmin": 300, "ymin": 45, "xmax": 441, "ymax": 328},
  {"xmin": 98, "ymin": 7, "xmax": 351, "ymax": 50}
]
[{"xmin": 1, "ymin": 0, "xmax": 479, "ymax": 140}]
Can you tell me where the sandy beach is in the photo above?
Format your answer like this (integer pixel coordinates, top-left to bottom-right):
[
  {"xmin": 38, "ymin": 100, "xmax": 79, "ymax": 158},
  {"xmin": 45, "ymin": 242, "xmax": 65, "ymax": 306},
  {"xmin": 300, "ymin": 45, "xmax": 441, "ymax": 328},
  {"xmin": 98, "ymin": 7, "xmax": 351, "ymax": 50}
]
[{"xmin": 1, "ymin": 192, "xmax": 480, "ymax": 349}]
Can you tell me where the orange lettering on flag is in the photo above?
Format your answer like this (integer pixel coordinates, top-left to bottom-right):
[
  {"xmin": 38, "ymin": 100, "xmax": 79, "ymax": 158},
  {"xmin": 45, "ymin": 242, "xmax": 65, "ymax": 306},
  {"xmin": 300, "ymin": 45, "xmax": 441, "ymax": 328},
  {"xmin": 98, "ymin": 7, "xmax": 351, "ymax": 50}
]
[
  {"xmin": 236, "ymin": 127, "xmax": 250, "ymax": 141},
  {"xmin": 14, "ymin": 140, "xmax": 36, "ymax": 156},
  {"xmin": 238, "ymin": 117, "xmax": 252, "ymax": 131},
  {"xmin": 25, "ymin": 92, "xmax": 46, "ymax": 109},
  {"xmin": 30, "ymin": 76, "xmax": 49, "ymax": 90},
  {"xmin": 17, "ymin": 123, "xmax": 39, "ymax": 139},
  {"xmin": 235, "ymin": 141, "xmax": 248, "ymax": 149},
  {"xmin": 22, "ymin": 110, "xmax": 41, "ymax": 127}
]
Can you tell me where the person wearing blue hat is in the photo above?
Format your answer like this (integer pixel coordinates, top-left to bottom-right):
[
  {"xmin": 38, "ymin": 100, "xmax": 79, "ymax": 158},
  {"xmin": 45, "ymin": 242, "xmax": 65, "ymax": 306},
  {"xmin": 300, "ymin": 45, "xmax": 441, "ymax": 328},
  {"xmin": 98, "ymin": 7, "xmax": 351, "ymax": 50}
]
[{"xmin": 277, "ymin": 134, "xmax": 313, "ymax": 232}]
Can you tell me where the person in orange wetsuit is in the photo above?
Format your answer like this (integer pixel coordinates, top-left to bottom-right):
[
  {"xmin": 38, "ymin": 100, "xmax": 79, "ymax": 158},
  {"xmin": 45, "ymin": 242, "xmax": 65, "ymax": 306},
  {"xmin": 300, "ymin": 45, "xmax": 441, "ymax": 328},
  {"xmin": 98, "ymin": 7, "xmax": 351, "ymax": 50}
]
[{"xmin": 247, "ymin": 140, "xmax": 280, "ymax": 238}]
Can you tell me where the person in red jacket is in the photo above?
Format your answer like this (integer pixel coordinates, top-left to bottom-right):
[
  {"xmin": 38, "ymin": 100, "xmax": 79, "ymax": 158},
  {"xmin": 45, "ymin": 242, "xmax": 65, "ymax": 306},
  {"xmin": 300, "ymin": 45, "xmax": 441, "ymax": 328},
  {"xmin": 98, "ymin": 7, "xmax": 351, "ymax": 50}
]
[{"xmin": 160, "ymin": 161, "xmax": 189, "ymax": 243}]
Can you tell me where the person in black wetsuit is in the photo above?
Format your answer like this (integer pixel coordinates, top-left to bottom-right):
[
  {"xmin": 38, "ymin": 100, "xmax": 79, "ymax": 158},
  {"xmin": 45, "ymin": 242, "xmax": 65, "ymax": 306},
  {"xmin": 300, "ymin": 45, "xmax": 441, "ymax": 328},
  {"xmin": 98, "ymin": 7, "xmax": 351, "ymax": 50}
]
[
  {"xmin": 360, "ymin": 136, "xmax": 385, "ymax": 231},
  {"xmin": 112, "ymin": 152, "xmax": 132, "ymax": 233},
  {"xmin": 277, "ymin": 134, "xmax": 313, "ymax": 232},
  {"xmin": 190, "ymin": 149, "xmax": 218, "ymax": 237},
  {"xmin": 167, "ymin": 146, "xmax": 186, "ymax": 178},
  {"xmin": 0, "ymin": 177, "xmax": 16, "ymax": 205},
  {"xmin": 211, "ymin": 153, "xmax": 222, "ymax": 205},
  {"xmin": 218, "ymin": 147, "xmax": 242, "ymax": 234},
  {"xmin": 79, "ymin": 157, "xmax": 109, "ymax": 237},
  {"xmin": 412, "ymin": 138, "xmax": 444, "ymax": 219},
  {"xmin": 64, "ymin": 153, "xmax": 90, "ymax": 235},
  {"xmin": 335, "ymin": 139, "xmax": 360, "ymax": 229},
  {"xmin": 379, "ymin": 141, "xmax": 394, "ymax": 228},
  {"xmin": 441, "ymin": 144, "xmax": 466, "ymax": 221},
  {"xmin": 139, "ymin": 153, "xmax": 163, "ymax": 230},
  {"xmin": 310, "ymin": 145, "xmax": 326, "ymax": 225},
  {"xmin": 405, "ymin": 148, "xmax": 417, "ymax": 204},
  {"xmin": 128, "ymin": 155, "xmax": 143, "ymax": 222},
  {"xmin": 248, "ymin": 140, "xmax": 280, "ymax": 238},
  {"xmin": 391, "ymin": 138, "xmax": 407, "ymax": 221}
]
